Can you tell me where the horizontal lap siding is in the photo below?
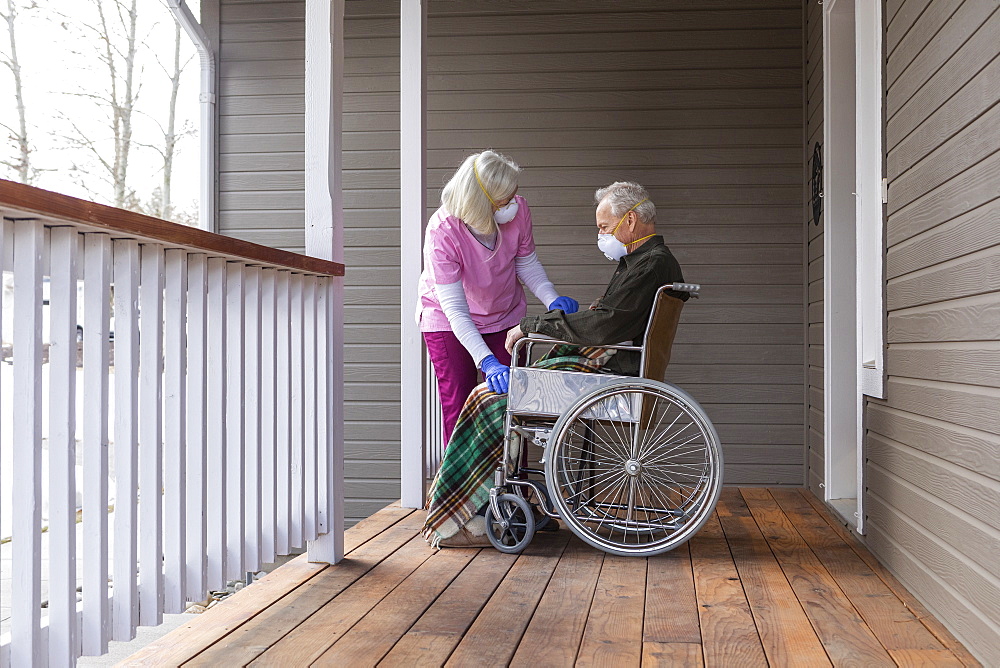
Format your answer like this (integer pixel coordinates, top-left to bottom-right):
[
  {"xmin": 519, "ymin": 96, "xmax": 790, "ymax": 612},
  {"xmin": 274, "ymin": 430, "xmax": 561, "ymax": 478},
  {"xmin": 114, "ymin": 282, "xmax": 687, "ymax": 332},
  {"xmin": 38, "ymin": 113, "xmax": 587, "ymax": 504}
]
[
  {"xmin": 218, "ymin": 0, "xmax": 808, "ymax": 527},
  {"xmin": 875, "ymin": 1, "xmax": 1000, "ymax": 663},
  {"xmin": 219, "ymin": 0, "xmax": 402, "ymax": 525},
  {"xmin": 423, "ymin": 0, "xmax": 805, "ymax": 486},
  {"xmin": 805, "ymin": 0, "xmax": 824, "ymax": 498}
]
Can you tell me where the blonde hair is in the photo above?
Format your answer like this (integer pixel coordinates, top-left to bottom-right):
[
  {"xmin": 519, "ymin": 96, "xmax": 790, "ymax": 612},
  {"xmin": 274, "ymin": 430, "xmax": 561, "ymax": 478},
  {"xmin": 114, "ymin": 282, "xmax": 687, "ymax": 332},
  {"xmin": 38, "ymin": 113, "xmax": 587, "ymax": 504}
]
[{"xmin": 441, "ymin": 150, "xmax": 521, "ymax": 234}]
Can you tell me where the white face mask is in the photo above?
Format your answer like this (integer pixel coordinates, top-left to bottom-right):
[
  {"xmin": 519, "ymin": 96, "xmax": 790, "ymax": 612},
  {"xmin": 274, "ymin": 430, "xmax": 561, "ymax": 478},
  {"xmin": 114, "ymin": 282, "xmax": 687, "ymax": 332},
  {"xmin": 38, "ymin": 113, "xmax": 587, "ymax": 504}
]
[
  {"xmin": 597, "ymin": 233, "xmax": 628, "ymax": 262},
  {"xmin": 596, "ymin": 198, "xmax": 651, "ymax": 262},
  {"xmin": 493, "ymin": 199, "xmax": 519, "ymax": 225}
]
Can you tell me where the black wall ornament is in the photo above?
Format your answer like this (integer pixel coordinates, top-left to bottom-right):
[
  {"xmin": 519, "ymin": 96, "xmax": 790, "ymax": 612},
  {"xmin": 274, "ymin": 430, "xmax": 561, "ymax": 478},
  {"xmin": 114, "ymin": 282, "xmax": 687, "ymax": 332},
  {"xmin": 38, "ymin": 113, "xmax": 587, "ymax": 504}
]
[{"xmin": 810, "ymin": 142, "xmax": 823, "ymax": 226}]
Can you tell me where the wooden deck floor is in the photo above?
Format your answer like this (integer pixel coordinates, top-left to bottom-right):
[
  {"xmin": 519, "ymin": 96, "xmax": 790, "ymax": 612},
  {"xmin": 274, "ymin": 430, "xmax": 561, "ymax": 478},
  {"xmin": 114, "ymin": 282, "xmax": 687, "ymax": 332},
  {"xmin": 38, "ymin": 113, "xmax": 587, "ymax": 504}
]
[{"xmin": 121, "ymin": 488, "xmax": 978, "ymax": 667}]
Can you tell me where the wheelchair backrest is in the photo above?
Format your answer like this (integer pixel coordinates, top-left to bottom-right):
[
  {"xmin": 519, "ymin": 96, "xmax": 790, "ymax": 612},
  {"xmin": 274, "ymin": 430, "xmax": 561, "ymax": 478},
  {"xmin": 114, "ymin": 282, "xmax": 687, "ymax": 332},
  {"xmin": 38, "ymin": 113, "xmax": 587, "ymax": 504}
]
[{"xmin": 639, "ymin": 286, "xmax": 685, "ymax": 381}]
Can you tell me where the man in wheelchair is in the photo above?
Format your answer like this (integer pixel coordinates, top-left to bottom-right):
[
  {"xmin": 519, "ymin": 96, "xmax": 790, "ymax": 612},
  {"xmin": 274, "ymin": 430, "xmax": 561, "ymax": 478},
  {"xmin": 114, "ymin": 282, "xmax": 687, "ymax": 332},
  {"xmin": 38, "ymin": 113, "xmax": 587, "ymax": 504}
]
[{"xmin": 423, "ymin": 181, "xmax": 689, "ymax": 548}]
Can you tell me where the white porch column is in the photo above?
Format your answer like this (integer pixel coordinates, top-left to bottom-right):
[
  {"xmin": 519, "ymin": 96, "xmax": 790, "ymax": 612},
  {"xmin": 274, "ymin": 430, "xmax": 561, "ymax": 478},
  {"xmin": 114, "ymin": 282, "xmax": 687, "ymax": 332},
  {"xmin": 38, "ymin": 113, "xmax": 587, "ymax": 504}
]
[
  {"xmin": 305, "ymin": 0, "xmax": 345, "ymax": 563},
  {"xmin": 400, "ymin": 0, "xmax": 428, "ymax": 509}
]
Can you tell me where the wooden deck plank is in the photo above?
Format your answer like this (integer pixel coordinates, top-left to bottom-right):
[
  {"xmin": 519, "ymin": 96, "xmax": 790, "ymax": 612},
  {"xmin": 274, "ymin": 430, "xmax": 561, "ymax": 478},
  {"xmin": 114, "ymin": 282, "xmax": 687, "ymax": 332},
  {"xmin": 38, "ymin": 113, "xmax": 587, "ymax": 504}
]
[
  {"xmin": 795, "ymin": 490, "xmax": 981, "ymax": 666},
  {"xmin": 183, "ymin": 516, "xmax": 426, "ymax": 667},
  {"xmin": 575, "ymin": 555, "xmax": 647, "ymax": 668},
  {"xmin": 641, "ymin": 642, "xmax": 704, "ymax": 667},
  {"xmin": 509, "ymin": 537, "xmax": 605, "ymax": 667},
  {"xmin": 342, "ymin": 502, "xmax": 414, "ymax": 554},
  {"xmin": 378, "ymin": 549, "xmax": 518, "ymax": 667},
  {"xmin": 771, "ymin": 489, "xmax": 948, "ymax": 652},
  {"xmin": 715, "ymin": 488, "xmax": 831, "ymax": 667},
  {"xmin": 739, "ymin": 488, "xmax": 895, "ymax": 666},
  {"xmin": 643, "ymin": 542, "xmax": 701, "ymax": 644},
  {"xmin": 889, "ymin": 648, "xmax": 967, "ymax": 667},
  {"xmin": 121, "ymin": 494, "xmax": 980, "ymax": 668},
  {"xmin": 248, "ymin": 533, "xmax": 435, "ymax": 666},
  {"xmin": 445, "ymin": 530, "xmax": 571, "ymax": 667},
  {"xmin": 312, "ymin": 547, "xmax": 478, "ymax": 666},
  {"xmin": 118, "ymin": 505, "xmax": 416, "ymax": 667},
  {"xmin": 689, "ymin": 513, "xmax": 767, "ymax": 668}
]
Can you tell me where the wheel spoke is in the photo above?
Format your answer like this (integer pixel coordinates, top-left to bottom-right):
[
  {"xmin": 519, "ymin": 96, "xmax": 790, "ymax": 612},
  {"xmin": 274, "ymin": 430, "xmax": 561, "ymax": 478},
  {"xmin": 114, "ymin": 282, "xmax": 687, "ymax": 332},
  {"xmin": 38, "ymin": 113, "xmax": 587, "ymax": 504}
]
[{"xmin": 546, "ymin": 381, "xmax": 722, "ymax": 556}]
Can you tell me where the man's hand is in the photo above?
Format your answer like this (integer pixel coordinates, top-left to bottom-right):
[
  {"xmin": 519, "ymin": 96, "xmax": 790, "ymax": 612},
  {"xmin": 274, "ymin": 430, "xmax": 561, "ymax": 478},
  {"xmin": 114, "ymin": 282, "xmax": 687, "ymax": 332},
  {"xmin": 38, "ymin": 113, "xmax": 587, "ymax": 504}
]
[{"xmin": 505, "ymin": 324, "xmax": 526, "ymax": 354}]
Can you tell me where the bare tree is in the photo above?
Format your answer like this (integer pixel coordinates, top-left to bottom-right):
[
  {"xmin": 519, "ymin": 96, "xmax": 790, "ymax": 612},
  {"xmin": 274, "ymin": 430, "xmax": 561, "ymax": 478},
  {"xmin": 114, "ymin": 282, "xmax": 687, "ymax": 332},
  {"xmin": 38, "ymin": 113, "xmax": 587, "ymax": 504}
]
[
  {"xmin": 59, "ymin": 0, "xmax": 141, "ymax": 208},
  {"xmin": 0, "ymin": 0, "xmax": 35, "ymax": 183},
  {"xmin": 100, "ymin": 0, "xmax": 139, "ymax": 208},
  {"xmin": 154, "ymin": 17, "xmax": 194, "ymax": 220}
]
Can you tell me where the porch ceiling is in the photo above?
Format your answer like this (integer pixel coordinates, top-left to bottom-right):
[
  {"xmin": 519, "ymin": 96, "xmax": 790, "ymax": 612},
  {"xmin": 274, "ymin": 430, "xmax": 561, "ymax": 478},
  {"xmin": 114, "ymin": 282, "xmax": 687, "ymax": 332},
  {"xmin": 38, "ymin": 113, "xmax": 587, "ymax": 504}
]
[{"xmin": 121, "ymin": 489, "xmax": 977, "ymax": 667}]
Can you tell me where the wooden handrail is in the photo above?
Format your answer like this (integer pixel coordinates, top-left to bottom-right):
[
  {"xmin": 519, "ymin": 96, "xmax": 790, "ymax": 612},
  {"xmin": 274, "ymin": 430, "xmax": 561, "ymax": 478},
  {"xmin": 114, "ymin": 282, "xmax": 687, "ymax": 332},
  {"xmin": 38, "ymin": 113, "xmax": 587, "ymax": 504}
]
[{"xmin": 0, "ymin": 180, "xmax": 344, "ymax": 276}]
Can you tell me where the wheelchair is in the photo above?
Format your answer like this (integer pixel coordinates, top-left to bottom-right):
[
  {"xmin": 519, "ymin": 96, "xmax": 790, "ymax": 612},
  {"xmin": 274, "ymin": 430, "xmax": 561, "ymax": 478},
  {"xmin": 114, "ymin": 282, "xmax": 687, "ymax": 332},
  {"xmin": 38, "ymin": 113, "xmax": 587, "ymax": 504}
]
[{"xmin": 485, "ymin": 283, "xmax": 723, "ymax": 557}]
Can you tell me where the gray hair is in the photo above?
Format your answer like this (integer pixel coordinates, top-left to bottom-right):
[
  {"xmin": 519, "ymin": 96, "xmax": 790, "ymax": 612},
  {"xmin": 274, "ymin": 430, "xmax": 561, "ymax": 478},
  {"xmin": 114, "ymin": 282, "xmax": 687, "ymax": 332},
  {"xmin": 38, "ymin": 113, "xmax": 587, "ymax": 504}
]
[
  {"xmin": 594, "ymin": 181, "xmax": 656, "ymax": 226},
  {"xmin": 441, "ymin": 150, "xmax": 521, "ymax": 234}
]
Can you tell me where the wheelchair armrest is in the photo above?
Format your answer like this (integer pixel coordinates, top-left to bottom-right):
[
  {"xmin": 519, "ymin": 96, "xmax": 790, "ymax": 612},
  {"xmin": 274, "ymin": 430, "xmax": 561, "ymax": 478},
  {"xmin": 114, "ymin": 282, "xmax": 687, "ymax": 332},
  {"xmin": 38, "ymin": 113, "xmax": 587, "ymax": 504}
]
[{"xmin": 510, "ymin": 335, "xmax": 642, "ymax": 369}]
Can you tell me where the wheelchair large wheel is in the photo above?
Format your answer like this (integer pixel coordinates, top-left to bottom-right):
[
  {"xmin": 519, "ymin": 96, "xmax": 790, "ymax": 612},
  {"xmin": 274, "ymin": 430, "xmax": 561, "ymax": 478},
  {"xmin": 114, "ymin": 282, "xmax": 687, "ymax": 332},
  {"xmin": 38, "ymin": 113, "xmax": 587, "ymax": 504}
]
[{"xmin": 544, "ymin": 378, "xmax": 722, "ymax": 557}]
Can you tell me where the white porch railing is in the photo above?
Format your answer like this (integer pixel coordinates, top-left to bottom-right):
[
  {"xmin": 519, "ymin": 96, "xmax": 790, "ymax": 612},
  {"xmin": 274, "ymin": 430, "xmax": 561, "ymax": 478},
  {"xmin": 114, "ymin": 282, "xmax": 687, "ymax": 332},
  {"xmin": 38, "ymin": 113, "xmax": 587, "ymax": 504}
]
[{"xmin": 0, "ymin": 181, "xmax": 344, "ymax": 666}]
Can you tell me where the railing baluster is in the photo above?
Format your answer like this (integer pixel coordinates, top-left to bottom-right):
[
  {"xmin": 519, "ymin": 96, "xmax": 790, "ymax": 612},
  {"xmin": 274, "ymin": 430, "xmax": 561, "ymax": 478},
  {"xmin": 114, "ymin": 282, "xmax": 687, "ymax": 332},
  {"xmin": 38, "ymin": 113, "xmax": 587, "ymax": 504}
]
[
  {"xmin": 303, "ymin": 275, "xmax": 318, "ymax": 542},
  {"xmin": 139, "ymin": 244, "xmax": 165, "ymax": 626},
  {"xmin": 0, "ymin": 219, "xmax": 6, "ymax": 645},
  {"xmin": 290, "ymin": 273, "xmax": 304, "ymax": 548},
  {"xmin": 275, "ymin": 271, "xmax": 291, "ymax": 556},
  {"xmin": 112, "ymin": 239, "xmax": 140, "ymax": 641},
  {"xmin": 225, "ymin": 262, "xmax": 246, "ymax": 579},
  {"xmin": 11, "ymin": 221, "xmax": 44, "ymax": 665},
  {"xmin": 164, "ymin": 248, "xmax": 188, "ymax": 612},
  {"xmin": 206, "ymin": 257, "xmax": 228, "ymax": 588},
  {"xmin": 185, "ymin": 254, "xmax": 209, "ymax": 602},
  {"xmin": 315, "ymin": 278, "xmax": 330, "ymax": 535},
  {"xmin": 82, "ymin": 233, "xmax": 112, "ymax": 656},
  {"xmin": 48, "ymin": 226, "xmax": 79, "ymax": 664},
  {"xmin": 244, "ymin": 265, "xmax": 262, "ymax": 572},
  {"xmin": 260, "ymin": 268, "xmax": 278, "ymax": 564}
]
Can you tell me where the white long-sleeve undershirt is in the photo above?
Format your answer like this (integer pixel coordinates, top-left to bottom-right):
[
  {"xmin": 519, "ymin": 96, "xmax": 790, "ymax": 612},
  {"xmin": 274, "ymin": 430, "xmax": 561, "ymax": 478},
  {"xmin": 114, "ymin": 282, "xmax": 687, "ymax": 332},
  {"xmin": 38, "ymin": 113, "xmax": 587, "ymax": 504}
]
[
  {"xmin": 434, "ymin": 280, "xmax": 494, "ymax": 365},
  {"xmin": 435, "ymin": 253, "xmax": 559, "ymax": 366},
  {"xmin": 515, "ymin": 252, "xmax": 560, "ymax": 307}
]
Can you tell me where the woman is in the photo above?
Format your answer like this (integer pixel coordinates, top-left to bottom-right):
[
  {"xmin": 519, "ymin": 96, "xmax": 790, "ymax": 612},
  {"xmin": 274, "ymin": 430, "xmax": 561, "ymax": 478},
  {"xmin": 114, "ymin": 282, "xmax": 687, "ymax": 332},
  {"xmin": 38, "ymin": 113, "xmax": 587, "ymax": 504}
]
[{"xmin": 416, "ymin": 150, "xmax": 578, "ymax": 447}]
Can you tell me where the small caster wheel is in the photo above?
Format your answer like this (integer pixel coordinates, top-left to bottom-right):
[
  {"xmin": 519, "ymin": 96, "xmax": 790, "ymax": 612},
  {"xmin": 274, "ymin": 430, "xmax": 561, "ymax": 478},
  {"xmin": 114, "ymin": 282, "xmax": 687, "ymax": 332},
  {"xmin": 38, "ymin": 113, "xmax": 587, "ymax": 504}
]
[{"xmin": 485, "ymin": 493, "xmax": 535, "ymax": 553}]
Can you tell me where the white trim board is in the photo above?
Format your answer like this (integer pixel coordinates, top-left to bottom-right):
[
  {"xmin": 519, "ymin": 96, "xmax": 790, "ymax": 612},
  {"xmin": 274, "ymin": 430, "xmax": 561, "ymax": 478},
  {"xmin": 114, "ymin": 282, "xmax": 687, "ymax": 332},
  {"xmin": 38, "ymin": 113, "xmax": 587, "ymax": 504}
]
[
  {"xmin": 399, "ymin": 0, "xmax": 429, "ymax": 509},
  {"xmin": 822, "ymin": 0, "xmax": 886, "ymax": 535}
]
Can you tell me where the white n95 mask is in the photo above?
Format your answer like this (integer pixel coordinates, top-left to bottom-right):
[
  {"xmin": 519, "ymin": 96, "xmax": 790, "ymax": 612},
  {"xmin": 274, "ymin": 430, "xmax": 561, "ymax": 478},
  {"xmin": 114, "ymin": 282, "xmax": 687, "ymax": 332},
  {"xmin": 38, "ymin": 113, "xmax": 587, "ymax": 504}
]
[
  {"xmin": 493, "ymin": 200, "xmax": 519, "ymax": 225},
  {"xmin": 598, "ymin": 233, "xmax": 628, "ymax": 262}
]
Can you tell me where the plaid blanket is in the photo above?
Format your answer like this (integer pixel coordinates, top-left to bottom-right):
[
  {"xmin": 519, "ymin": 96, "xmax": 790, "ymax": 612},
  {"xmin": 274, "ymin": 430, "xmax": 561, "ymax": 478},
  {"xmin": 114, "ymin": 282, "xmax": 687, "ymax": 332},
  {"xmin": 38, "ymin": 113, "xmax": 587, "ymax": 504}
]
[{"xmin": 422, "ymin": 345, "xmax": 615, "ymax": 547}]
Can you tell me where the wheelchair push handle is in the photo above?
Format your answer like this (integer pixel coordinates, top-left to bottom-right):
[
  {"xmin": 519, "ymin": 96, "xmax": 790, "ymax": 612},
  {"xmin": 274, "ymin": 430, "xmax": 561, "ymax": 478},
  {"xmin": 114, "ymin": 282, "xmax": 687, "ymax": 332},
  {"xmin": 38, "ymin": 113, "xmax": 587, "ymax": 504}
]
[{"xmin": 671, "ymin": 282, "xmax": 700, "ymax": 298}]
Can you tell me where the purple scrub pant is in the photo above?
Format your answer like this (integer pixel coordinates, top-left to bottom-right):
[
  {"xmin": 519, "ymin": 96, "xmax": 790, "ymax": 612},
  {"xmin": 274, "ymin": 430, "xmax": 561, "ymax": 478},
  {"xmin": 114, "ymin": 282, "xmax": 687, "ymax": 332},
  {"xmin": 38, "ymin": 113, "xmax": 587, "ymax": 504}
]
[{"xmin": 423, "ymin": 329, "xmax": 513, "ymax": 448}]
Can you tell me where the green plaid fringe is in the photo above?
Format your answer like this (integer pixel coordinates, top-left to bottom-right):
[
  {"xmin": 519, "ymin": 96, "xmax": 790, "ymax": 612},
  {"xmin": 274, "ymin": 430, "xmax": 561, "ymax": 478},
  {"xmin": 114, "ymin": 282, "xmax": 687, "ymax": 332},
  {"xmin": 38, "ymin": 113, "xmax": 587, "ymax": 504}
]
[{"xmin": 422, "ymin": 345, "xmax": 614, "ymax": 547}]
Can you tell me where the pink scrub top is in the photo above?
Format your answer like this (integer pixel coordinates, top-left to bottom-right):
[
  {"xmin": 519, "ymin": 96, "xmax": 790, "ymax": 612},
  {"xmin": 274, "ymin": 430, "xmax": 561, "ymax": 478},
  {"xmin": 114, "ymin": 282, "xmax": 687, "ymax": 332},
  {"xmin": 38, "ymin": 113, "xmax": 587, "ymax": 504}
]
[{"xmin": 417, "ymin": 194, "xmax": 536, "ymax": 334}]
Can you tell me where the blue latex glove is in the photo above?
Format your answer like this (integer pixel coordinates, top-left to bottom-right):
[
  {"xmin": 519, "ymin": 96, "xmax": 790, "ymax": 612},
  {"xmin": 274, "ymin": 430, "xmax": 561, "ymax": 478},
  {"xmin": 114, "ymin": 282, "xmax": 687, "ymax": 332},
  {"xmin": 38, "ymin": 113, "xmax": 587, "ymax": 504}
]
[
  {"xmin": 480, "ymin": 354, "xmax": 510, "ymax": 394},
  {"xmin": 548, "ymin": 296, "xmax": 579, "ymax": 314}
]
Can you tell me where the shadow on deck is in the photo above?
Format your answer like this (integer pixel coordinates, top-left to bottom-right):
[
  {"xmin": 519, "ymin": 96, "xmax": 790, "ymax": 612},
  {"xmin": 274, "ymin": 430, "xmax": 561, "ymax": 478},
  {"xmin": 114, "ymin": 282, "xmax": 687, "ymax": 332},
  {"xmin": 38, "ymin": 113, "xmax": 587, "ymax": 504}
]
[{"xmin": 120, "ymin": 488, "xmax": 978, "ymax": 667}]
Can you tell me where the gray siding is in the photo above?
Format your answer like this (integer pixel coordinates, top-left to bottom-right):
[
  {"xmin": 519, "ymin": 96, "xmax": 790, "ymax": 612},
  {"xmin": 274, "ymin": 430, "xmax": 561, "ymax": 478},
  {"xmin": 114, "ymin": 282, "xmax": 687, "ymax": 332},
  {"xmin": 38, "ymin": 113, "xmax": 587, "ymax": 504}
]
[
  {"xmin": 804, "ymin": 0, "xmax": 824, "ymax": 498},
  {"xmin": 217, "ymin": 0, "xmax": 808, "ymax": 523},
  {"xmin": 422, "ymin": 0, "xmax": 806, "ymax": 488},
  {"xmin": 219, "ymin": 0, "xmax": 307, "ymax": 251},
  {"xmin": 218, "ymin": 0, "xmax": 403, "ymax": 524},
  {"xmin": 869, "ymin": 0, "xmax": 1000, "ymax": 663}
]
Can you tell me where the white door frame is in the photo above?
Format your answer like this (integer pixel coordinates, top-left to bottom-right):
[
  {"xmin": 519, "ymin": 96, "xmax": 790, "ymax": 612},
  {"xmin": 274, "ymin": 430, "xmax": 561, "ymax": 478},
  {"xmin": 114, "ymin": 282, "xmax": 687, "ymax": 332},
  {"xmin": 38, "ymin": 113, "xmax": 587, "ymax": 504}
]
[{"xmin": 822, "ymin": 0, "xmax": 885, "ymax": 535}]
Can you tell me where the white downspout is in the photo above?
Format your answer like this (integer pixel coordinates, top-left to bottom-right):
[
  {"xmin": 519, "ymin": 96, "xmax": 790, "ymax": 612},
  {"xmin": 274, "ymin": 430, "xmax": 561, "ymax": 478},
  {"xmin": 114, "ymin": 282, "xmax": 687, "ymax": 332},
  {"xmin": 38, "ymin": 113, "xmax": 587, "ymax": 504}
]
[{"xmin": 166, "ymin": 0, "xmax": 217, "ymax": 232}]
